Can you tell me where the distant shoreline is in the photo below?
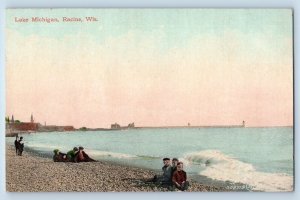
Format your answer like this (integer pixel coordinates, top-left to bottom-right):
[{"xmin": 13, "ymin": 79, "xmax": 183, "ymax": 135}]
[
  {"xmin": 6, "ymin": 125, "xmax": 293, "ymax": 137},
  {"xmin": 76, "ymin": 125, "xmax": 293, "ymax": 131}
]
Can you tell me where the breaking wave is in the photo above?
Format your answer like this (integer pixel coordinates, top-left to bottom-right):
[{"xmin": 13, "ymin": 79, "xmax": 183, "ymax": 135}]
[
  {"xmin": 182, "ymin": 150, "xmax": 293, "ymax": 192},
  {"xmin": 25, "ymin": 142, "xmax": 64, "ymax": 151}
]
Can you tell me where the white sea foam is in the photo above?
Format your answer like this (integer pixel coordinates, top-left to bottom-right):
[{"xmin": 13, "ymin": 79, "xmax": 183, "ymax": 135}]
[
  {"xmin": 26, "ymin": 143, "xmax": 64, "ymax": 150},
  {"xmin": 87, "ymin": 149, "xmax": 138, "ymax": 159},
  {"xmin": 183, "ymin": 150, "xmax": 293, "ymax": 192},
  {"xmin": 26, "ymin": 142, "xmax": 137, "ymax": 159}
]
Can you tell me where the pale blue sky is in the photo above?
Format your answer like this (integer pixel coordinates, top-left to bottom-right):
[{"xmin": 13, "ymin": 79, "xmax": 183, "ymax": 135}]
[{"xmin": 6, "ymin": 9, "xmax": 292, "ymax": 51}]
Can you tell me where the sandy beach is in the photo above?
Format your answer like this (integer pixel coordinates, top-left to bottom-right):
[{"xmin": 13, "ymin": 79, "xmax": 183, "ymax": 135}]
[{"xmin": 6, "ymin": 145, "xmax": 223, "ymax": 192}]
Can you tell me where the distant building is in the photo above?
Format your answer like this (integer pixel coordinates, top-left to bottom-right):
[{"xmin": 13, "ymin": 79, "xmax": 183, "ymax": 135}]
[
  {"xmin": 62, "ymin": 126, "xmax": 75, "ymax": 131},
  {"xmin": 111, "ymin": 123, "xmax": 121, "ymax": 129},
  {"xmin": 7, "ymin": 114, "xmax": 40, "ymax": 132},
  {"xmin": 128, "ymin": 122, "xmax": 135, "ymax": 128},
  {"xmin": 12, "ymin": 122, "xmax": 39, "ymax": 131},
  {"xmin": 39, "ymin": 125, "xmax": 75, "ymax": 132},
  {"xmin": 6, "ymin": 113, "xmax": 75, "ymax": 134},
  {"xmin": 242, "ymin": 120, "xmax": 246, "ymax": 127},
  {"xmin": 31, "ymin": 113, "xmax": 34, "ymax": 123}
]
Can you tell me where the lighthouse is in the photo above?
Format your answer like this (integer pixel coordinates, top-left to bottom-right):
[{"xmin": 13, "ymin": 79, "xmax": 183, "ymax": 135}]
[
  {"xmin": 31, "ymin": 113, "xmax": 34, "ymax": 123},
  {"xmin": 242, "ymin": 120, "xmax": 246, "ymax": 127}
]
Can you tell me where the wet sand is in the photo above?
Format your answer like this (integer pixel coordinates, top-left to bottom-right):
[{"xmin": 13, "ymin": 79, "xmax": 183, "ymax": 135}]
[{"xmin": 6, "ymin": 145, "xmax": 224, "ymax": 192}]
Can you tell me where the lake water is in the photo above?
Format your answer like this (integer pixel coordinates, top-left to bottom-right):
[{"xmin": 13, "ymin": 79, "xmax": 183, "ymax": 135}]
[{"xmin": 7, "ymin": 127, "xmax": 293, "ymax": 192}]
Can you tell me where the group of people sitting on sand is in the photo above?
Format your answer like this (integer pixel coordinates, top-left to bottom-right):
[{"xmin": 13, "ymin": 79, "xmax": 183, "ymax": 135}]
[
  {"xmin": 53, "ymin": 146, "xmax": 96, "ymax": 162},
  {"xmin": 14, "ymin": 135, "xmax": 24, "ymax": 156},
  {"xmin": 150, "ymin": 157, "xmax": 189, "ymax": 191}
]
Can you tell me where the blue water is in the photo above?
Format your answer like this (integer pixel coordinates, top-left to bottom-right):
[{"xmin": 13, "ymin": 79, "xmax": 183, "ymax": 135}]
[{"xmin": 7, "ymin": 127, "xmax": 293, "ymax": 191}]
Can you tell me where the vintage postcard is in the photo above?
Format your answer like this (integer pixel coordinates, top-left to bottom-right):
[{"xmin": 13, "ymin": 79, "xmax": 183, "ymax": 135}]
[{"xmin": 5, "ymin": 9, "xmax": 293, "ymax": 192}]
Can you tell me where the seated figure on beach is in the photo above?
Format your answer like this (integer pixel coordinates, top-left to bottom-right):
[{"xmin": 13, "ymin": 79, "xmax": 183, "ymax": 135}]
[
  {"xmin": 53, "ymin": 149, "xmax": 68, "ymax": 162},
  {"xmin": 17, "ymin": 137, "xmax": 24, "ymax": 156},
  {"xmin": 14, "ymin": 135, "xmax": 19, "ymax": 155},
  {"xmin": 171, "ymin": 158, "xmax": 179, "ymax": 176},
  {"xmin": 172, "ymin": 162, "xmax": 189, "ymax": 191},
  {"xmin": 152, "ymin": 158, "xmax": 173, "ymax": 185},
  {"xmin": 74, "ymin": 146, "xmax": 96, "ymax": 162},
  {"xmin": 67, "ymin": 147, "xmax": 79, "ymax": 162}
]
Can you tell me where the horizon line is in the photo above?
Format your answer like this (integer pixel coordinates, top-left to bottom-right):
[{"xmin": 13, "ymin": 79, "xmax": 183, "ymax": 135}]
[{"xmin": 4, "ymin": 116, "xmax": 293, "ymax": 129}]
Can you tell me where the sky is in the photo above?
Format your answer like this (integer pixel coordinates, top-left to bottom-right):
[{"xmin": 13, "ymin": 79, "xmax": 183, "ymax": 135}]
[{"xmin": 6, "ymin": 9, "xmax": 293, "ymax": 128}]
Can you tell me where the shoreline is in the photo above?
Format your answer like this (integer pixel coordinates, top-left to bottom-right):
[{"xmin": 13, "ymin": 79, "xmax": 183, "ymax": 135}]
[
  {"xmin": 6, "ymin": 145, "xmax": 225, "ymax": 192},
  {"xmin": 21, "ymin": 145, "xmax": 253, "ymax": 191}
]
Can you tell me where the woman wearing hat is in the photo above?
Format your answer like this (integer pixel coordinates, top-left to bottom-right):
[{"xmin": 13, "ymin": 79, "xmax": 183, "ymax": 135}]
[{"xmin": 74, "ymin": 146, "xmax": 96, "ymax": 162}]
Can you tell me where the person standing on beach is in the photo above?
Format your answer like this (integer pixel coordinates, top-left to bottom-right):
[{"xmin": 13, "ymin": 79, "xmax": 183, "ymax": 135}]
[
  {"xmin": 14, "ymin": 135, "xmax": 19, "ymax": 155},
  {"xmin": 172, "ymin": 162, "xmax": 189, "ymax": 191},
  {"xmin": 18, "ymin": 137, "xmax": 24, "ymax": 156}
]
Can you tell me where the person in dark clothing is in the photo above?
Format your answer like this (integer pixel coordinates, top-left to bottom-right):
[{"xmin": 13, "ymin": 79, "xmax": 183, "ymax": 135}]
[
  {"xmin": 67, "ymin": 147, "xmax": 79, "ymax": 162},
  {"xmin": 53, "ymin": 149, "xmax": 68, "ymax": 162},
  {"xmin": 74, "ymin": 146, "xmax": 96, "ymax": 162},
  {"xmin": 14, "ymin": 135, "xmax": 19, "ymax": 155},
  {"xmin": 172, "ymin": 162, "xmax": 189, "ymax": 191},
  {"xmin": 18, "ymin": 137, "xmax": 24, "ymax": 156},
  {"xmin": 152, "ymin": 158, "xmax": 173, "ymax": 186},
  {"xmin": 171, "ymin": 158, "xmax": 179, "ymax": 176}
]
